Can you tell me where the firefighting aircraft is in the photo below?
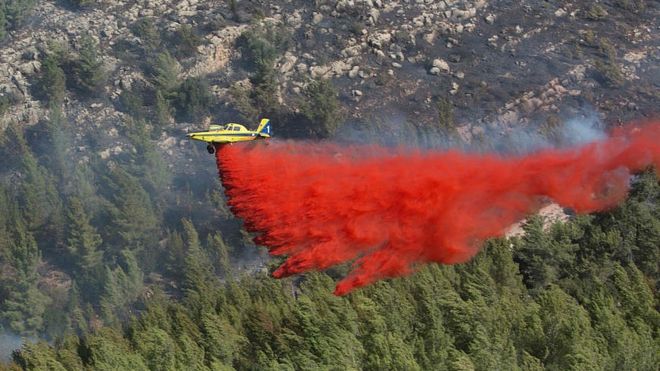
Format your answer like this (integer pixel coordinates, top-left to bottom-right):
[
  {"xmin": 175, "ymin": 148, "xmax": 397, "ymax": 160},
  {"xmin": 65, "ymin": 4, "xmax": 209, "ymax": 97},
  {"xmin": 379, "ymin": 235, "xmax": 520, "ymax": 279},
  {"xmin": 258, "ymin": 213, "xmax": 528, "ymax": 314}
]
[{"xmin": 186, "ymin": 118, "xmax": 272, "ymax": 154}]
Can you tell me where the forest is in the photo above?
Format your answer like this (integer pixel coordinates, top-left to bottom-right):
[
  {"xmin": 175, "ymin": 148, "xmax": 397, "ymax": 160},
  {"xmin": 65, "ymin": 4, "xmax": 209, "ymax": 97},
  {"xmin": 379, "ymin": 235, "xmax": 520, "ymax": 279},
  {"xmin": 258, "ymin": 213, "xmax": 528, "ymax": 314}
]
[
  {"xmin": 0, "ymin": 0, "xmax": 658, "ymax": 369},
  {"xmin": 1, "ymin": 169, "xmax": 658, "ymax": 370}
]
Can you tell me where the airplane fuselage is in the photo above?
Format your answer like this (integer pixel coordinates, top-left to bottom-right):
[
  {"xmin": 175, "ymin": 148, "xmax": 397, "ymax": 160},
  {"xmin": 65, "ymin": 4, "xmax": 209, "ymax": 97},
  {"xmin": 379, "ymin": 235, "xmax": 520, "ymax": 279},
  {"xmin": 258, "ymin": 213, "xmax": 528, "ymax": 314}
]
[{"xmin": 186, "ymin": 119, "xmax": 272, "ymax": 153}]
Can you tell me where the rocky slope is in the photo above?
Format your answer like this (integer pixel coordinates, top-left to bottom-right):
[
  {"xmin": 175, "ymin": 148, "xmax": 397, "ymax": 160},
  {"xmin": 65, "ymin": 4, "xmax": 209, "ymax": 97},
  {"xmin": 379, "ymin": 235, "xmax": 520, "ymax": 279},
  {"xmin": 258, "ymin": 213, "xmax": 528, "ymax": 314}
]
[{"xmin": 0, "ymin": 0, "xmax": 658, "ymax": 161}]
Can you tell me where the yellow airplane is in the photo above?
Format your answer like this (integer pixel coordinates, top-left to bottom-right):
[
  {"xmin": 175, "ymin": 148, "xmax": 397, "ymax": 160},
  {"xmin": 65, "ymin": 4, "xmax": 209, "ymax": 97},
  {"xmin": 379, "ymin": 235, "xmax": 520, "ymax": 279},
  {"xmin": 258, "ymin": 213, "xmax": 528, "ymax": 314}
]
[{"xmin": 187, "ymin": 118, "xmax": 272, "ymax": 154}]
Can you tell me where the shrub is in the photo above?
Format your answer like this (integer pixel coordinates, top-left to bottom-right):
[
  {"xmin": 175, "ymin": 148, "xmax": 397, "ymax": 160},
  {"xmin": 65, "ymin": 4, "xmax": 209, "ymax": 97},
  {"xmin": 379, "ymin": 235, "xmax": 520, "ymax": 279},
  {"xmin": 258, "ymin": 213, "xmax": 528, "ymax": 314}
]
[
  {"xmin": 150, "ymin": 51, "xmax": 181, "ymax": 95},
  {"xmin": 594, "ymin": 60, "xmax": 624, "ymax": 87},
  {"xmin": 586, "ymin": 4, "xmax": 608, "ymax": 20},
  {"xmin": 614, "ymin": 0, "xmax": 646, "ymax": 13},
  {"xmin": 171, "ymin": 24, "xmax": 201, "ymax": 58},
  {"xmin": 300, "ymin": 79, "xmax": 341, "ymax": 138},
  {"xmin": 70, "ymin": 36, "xmax": 107, "ymax": 97},
  {"xmin": 435, "ymin": 98, "xmax": 454, "ymax": 133},
  {"xmin": 173, "ymin": 77, "xmax": 212, "ymax": 120},
  {"xmin": 38, "ymin": 54, "xmax": 66, "ymax": 105},
  {"xmin": 131, "ymin": 18, "xmax": 161, "ymax": 54}
]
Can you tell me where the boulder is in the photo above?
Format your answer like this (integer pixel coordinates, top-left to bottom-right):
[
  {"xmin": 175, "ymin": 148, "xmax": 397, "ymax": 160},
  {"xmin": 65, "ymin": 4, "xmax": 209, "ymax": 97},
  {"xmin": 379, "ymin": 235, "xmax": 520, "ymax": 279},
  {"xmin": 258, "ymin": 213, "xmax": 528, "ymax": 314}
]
[{"xmin": 431, "ymin": 58, "xmax": 450, "ymax": 73}]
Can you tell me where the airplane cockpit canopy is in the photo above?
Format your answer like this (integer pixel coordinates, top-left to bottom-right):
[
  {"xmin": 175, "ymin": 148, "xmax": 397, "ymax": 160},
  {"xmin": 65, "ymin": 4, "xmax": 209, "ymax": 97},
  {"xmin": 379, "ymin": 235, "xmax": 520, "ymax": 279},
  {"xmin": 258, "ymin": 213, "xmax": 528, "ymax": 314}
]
[{"xmin": 208, "ymin": 123, "xmax": 248, "ymax": 132}]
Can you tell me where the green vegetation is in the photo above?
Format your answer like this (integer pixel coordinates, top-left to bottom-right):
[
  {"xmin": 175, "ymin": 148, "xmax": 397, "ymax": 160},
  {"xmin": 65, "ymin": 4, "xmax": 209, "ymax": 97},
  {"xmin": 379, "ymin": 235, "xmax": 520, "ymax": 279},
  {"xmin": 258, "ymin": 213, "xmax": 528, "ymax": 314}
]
[
  {"xmin": 150, "ymin": 51, "xmax": 181, "ymax": 93},
  {"xmin": 300, "ymin": 78, "xmax": 342, "ymax": 138},
  {"xmin": 131, "ymin": 18, "xmax": 161, "ymax": 55},
  {"xmin": 615, "ymin": 0, "xmax": 647, "ymax": 13},
  {"xmin": 1, "ymin": 106, "xmax": 658, "ymax": 369},
  {"xmin": 232, "ymin": 23, "xmax": 291, "ymax": 118},
  {"xmin": 173, "ymin": 76, "xmax": 213, "ymax": 120},
  {"xmin": 38, "ymin": 53, "xmax": 66, "ymax": 105},
  {"xmin": 171, "ymin": 24, "xmax": 201, "ymax": 58},
  {"xmin": 594, "ymin": 58, "xmax": 624, "ymax": 87},
  {"xmin": 0, "ymin": 4, "xmax": 658, "ymax": 370},
  {"xmin": 66, "ymin": 0, "xmax": 94, "ymax": 8},
  {"xmin": 435, "ymin": 97, "xmax": 454, "ymax": 133},
  {"xmin": 70, "ymin": 36, "xmax": 107, "ymax": 97},
  {"xmin": 579, "ymin": 33, "xmax": 625, "ymax": 87},
  {"xmin": 0, "ymin": 4, "xmax": 6, "ymax": 39},
  {"xmin": 585, "ymin": 4, "xmax": 608, "ymax": 21},
  {"xmin": 0, "ymin": 0, "xmax": 37, "ymax": 37}
]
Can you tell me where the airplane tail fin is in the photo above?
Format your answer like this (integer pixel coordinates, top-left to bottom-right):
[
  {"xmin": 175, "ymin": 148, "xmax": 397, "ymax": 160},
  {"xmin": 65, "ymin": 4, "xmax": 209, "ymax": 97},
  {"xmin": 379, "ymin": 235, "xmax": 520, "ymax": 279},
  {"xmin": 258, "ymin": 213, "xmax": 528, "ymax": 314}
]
[{"xmin": 257, "ymin": 118, "xmax": 272, "ymax": 137}]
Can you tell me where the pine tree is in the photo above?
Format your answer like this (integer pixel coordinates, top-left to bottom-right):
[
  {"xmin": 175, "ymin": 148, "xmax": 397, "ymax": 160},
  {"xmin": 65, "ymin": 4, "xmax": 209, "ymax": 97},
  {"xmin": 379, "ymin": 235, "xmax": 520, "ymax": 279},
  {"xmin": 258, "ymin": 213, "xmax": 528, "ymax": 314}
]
[
  {"xmin": 125, "ymin": 118, "xmax": 170, "ymax": 193},
  {"xmin": 106, "ymin": 166, "xmax": 159, "ymax": 255},
  {"xmin": 300, "ymin": 79, "xmax": 341, "ymax": 138},
  {"xmin": 151, "ymin": 51, "xmax": 180, "ymax": 95},
  {"xmin": 86, "ymin": 328, "xmax": 149, "ymax": 370},
  {"xmin": 12, "ymin": 341, "xmax": 67, "ymax": 370},
  {"xmin": 72, "ymin": 35, "xmax": 106, "ymax": 96},
  {"xmin": 154, "ymin": 88, "xmax": 172, "ymax": 126},
  {"xmin": 99, "ymin": 250, "xmax": 144, "ymax": 325},
  {"xmin": 537, "ymin": 285, "xmax": 608, "ymax": 370},
  {"xmin": 133, "ymin": 327, "xmax": 179, "ymax": 371},
  {"xmin": 174, "ymin": 77, "xmax": 212, "ymax": 120},
  {"xmin": 45, "ymin": 104, "xmax": 72, "ymax": 183},
  {"xmin": 0, "ymin": 5, "xmax": 6, "ymax": 39},
  {"xmin": 39, "ymin": 53, "xmax": 66, "ymax": 105},
  {"xmin": 181, "ymin": 219, "xmax": 216, "ymax": 313},
  {"xmin": 1, "ymin": 219, "xmax": 51, "ymax": 334},
  {"xmin": 513, "ymin": 215, "xmax": 556, "ymax": 291},
  {"xmin": 17, "ymin": 136, "xmax": 61, "ymax": 231},
  {"xmin": 207, "ymin": 232, "xmax": 232, "ymax": 278},
  {"xmin": 65, "ymin": 197, "xmax": 103, "ymax": 294}
]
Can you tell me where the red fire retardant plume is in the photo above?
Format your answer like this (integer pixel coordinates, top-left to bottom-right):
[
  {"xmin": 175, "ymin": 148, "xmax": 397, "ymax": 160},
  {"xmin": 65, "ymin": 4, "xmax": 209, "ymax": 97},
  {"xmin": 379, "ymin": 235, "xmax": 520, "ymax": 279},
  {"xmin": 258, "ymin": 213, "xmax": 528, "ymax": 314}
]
[{"xmin": 216, "ymin": 122, "xmax": 660, "ymax": 295}]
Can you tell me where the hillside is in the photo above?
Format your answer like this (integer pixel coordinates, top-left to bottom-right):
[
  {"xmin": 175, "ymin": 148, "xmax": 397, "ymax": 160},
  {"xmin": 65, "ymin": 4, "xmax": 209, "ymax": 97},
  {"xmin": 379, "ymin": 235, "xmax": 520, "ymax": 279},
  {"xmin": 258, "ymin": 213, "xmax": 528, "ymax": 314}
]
[{"xmin": 0, "ymin": 0, "xmax": 658, "ymax": 369}]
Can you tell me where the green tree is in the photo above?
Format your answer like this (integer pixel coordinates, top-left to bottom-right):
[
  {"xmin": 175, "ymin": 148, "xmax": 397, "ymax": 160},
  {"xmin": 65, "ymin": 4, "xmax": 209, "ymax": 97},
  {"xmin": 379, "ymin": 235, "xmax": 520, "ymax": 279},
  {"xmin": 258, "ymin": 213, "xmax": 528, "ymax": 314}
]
[
  {"xmin": 105, "ymin": 166, "xmax": 159, "ymax": 255},
  {"xmin": 300, "ymin": 79, "xmax": 341, "ymax": 138},
  {"xmin": 537, "ymin": 285, "xmax": 608, "ymax": 370},
  {"xmin": 45, "ymin": 104, "xmax": 72, "ymax": 183},
  {"xmin": 164, "ymin": 230, "xmax": 185, "ymax": 281},
  {"xmin": 207, "ymin": 232, "xmax": 232, "ymax": 278},
  {"xmin": 39, "ymin": 53, "xmax": 66, "ymax": 105},
  {"xmin": 86, "ymin": 328, "xmax": 149, "ymax": 370},
  {"xmin": 513, "ymin": 216, "xmax": 576, "ymax": 292},
  {"xmin": 65, "ymin": 197, "xmax": 103, "ymax": 295},
  {"xmin": 99, "ymin": 250, "xmax": 144, "ymax": 325},
  {"xmin": 12, "ymin": 341, "xmax": 67, "ymax": 370},
  {"xmin": 181, "ymin": 219, "xmax": 216, "ymax": 313},
  {"xmin": 172, "ymin": 24, "xmax": 201, "ymax": 58},
  {"xmin": 151, "ymin": 51, "xmax": 181, "ymax": 95},
  {"xmin": 125, "ymin": 118, "xmax": 170, "ymax": 193},
  {"xmin": 201, "ymin": 312, "xmax": 245, "ymax": 366},
  {"xmin": 174, "ymin": 77, "xmax": 212, "ymax": 120},
  {"xmin": 2, "ymin": 0, "xmax": 37, "ymax": 30},
  {"xmin": 0, "ymin": 219, "xmax": 51, "ymax": 334},
  {"xmin": 71, "ymin": 35, "xmax": 106, "ymax": 96},
  {"xmin": 0, "ymin": 4, "xmax": 6, "ymax": 39},
  {"xmin": 131, "ymin": 18, "xmax": 161, "ymax": 54},
  {"xmin": 8, "ymin": 124, "xmax": 67, "ymax": 249},
  {"xmin": 154, "ymin": 88, "xmax": 173, "ymax": 126},
  {"xmin": 133, "ymin": 327, "xmax": 179, "ymax": 371}
]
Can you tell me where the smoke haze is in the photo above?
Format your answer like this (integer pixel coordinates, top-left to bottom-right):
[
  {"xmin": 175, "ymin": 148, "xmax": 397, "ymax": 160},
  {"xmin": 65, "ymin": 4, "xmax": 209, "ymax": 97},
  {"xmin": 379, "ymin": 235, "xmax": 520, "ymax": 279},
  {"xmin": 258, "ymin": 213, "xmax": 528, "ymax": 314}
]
[
  {"xmin": 0, "ymin": 333, "xmax": 28, "ymax": 362},
  {"xmin": 216, "ymin": 122, "xmax": 659, "ymax": 295}
]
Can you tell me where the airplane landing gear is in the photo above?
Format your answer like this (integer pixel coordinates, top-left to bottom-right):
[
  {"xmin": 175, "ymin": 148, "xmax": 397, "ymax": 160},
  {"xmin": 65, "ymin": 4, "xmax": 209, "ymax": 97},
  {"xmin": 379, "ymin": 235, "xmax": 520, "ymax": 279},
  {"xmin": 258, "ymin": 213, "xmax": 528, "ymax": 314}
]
[{"xmin": 207, "ymin": 144, "xmax": 215, "ymax": 154}]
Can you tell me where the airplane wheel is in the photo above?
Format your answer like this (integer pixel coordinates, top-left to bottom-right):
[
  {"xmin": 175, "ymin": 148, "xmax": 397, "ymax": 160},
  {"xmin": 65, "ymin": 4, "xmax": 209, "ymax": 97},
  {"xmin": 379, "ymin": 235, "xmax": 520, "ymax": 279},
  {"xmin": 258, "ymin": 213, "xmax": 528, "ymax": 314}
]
[{"xmin": 207, "ymin": 144, "xmax": 215, "ymax": 154}]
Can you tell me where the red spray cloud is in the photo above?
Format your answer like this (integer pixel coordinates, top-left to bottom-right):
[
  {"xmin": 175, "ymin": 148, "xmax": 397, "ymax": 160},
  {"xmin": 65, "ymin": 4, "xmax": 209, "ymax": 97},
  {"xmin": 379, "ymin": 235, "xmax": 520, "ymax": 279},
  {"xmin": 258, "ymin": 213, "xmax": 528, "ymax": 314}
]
[{"xmin": 216, "ymin": 122, "xmax": 660, "ymax": 295}]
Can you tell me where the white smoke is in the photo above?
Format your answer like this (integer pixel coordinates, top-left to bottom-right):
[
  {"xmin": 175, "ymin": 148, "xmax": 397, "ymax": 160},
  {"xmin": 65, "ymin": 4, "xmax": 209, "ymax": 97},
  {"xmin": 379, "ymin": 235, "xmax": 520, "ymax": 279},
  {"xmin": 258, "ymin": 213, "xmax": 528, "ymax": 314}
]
[
  {"xmin": 0, "ymin": 333, "xmax": 28, "ymax": 363},
  {"xmin": 334, "ymin": 108, "xmax": 608, "ymax": 155}
]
